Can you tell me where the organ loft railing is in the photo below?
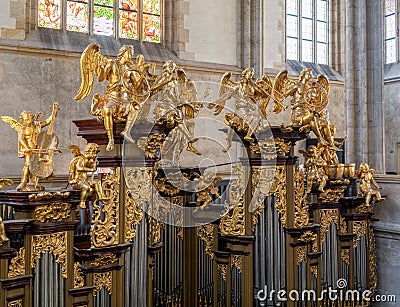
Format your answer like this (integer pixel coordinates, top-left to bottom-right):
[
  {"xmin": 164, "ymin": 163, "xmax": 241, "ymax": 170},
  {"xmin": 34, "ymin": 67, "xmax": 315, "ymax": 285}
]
[{"xmin": 0, "ymin": 43, "xmax": 384, "ymax": 307}]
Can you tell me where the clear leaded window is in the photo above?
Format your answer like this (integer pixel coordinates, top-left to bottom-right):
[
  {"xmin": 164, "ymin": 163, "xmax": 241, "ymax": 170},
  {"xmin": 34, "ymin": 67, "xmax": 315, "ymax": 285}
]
[
  {"xmin": 286, "ymin": 0, "xmax": 329, "ymax": 64},
  {"xmin": 385, "ymin": 0, "xmax": 397, "ymax": 63},
  {"xmin": 37, "ymin": 0, "xmax": 161, "ymax": 42}
]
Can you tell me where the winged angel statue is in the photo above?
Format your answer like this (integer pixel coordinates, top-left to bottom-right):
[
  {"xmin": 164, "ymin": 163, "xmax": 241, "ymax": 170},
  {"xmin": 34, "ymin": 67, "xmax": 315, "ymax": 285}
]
[
  {"xmin": 75, "ymin": 43, "xmax": 151, "ymax": 151},
  {"xmin": 208, "ymin": 67, "xmax": 284, "ymax": 152},
  {"xmin": 273, "ymin": 68, "xmax": 339, "ymax": 150}
]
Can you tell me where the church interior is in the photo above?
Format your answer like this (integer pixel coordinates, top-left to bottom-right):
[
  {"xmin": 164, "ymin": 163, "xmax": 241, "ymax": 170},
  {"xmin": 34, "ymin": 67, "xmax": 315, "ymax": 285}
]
[{"xmin": 0, "ymin": 0, "xmax": 398, "ymax": 306}]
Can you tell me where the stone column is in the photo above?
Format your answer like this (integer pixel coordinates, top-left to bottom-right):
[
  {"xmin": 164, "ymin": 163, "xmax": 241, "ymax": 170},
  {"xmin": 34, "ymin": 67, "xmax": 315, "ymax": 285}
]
[{"xmin": 344, "ymin": 0, "xmax": 385, "ymax": 173}]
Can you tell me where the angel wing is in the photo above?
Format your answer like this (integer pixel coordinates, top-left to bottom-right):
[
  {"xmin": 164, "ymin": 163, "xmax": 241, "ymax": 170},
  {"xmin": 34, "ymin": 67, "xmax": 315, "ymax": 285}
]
[
  {"xmin": 272, "ymin": 70, "xmax": 295, "ymax": 113},
  {"xmin": 74, "ymin": 43, "xmax": 111, "ymax": 101},
  {"xmin": 208, "ymin": 72, "xmax": 239, "ymax": 115},
  {"xmin": 68, "ymin": 145, "xmax": 82, "ymax": 157},
  {"xmin": 1, "ymin": 116, "xmax": 22, "ymax": 132},
  {"xmin": 312, "ymin": 74, "xmax": 330, "ymax": 112},
  {"xmin": 255, "ymin": 74, "xmax": 272, "ymax": 118},
  {"xmin": 34, "ymin": 112, "xmax": 45, "ymax": 122}
]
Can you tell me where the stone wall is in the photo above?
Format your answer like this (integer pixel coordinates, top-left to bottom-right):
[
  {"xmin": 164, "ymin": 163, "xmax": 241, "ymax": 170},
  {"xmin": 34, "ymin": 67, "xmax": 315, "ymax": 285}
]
[{"xmin": 373, "ymin": 176, "xmax": 400, "ymax": 305}]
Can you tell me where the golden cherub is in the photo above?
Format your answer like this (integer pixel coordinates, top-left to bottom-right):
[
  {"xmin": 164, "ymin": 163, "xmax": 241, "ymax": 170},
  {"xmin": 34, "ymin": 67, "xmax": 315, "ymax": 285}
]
[
  {"xmin": 274, "ymin": 68, "xmax": 340, "ymax": 151},
  {"xmin": 300, "ymin": 145, "xmax": 328, "ymax": 194},
  {"xmin": 68, "ymin": 143, "xmax": 107, "ymax": 209},
  {"xmin": 2, "ymin": 105, "xmax": 58, "ymax": 191},
  {"xmin": 357, "ymin": 163, "xmax": 384, "ymax": 207},
  {"xmin": 75, "ymin": 43, "xmax": 151, "ymax": 151}
]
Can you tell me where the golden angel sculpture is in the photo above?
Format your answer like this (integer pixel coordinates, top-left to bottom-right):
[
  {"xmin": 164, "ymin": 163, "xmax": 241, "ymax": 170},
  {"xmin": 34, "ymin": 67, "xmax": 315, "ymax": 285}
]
[
  {"xmin": 75, "ymin": 43, "xmax": 151, "ymax": 151},
  {"xmin": 68, "ymin": 143, "xmax": 106, "ymax": 209},
  {"xmin": 150, "ymin": 60, "xmax": 201, "ymax": 160},
  {"xmin": 273, "ymin": 68, "xmax": 340, "ymax": 151},
  {"xmin": 2, "ymin": 103, "xmax": 59, "ymax": 191},
  {"xmin": 357, "ymin": 163, "xmax": 384, "ymax": 207},
  {"xmin": 300, "ymin": 145, "xmax": 328, "ymax": 194},
  {"xmin": 208, "ymin": 68, "xmax": 282, "ymax": 152}
]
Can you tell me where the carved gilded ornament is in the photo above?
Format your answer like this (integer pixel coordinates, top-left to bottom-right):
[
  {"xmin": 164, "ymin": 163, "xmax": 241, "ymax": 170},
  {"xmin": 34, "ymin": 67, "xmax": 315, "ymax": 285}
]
[
  {"xmin": 320, "ymin": 209, "xmax": 339, "ymax": 245},
  {"xmin": 251, "ymin": 166, "xmax": 276, "ymax": 230},
  {"xmin": 74, "ymin": 263, "xmax": 85, "ymax": 288},
  {"xmin": 353, "ymin": 221, "xmax": 368, "ymax": 248},
  {"xmin": 249, "ymin": 138, "xmax": 277, "ymax": 160},
  {"xmin": 154, "ymin": 177, "xmax": 180, "ymax": 196},
  {"xmin": 91, "ymin": 254, "xmax": 118, "ymax": 266},
  {"xmin": 341, "ymin": 249, "xmax": 350, "ymax": 266},
  {"xmin": 8, "ymin": 247, "xmax": 25, "ymax": 278},
  {"xmin": 91, "ymin": 169, "xmax": 120, "ymax": 248},
  {"xmin": 310, "ymin": 265, "xmax": 318, "ymax": 279},
  {"xmin": 125, "ymin": 190, "xmax": 144, "ymax": 243},
  {"xmin": 273, "ymin": 166, "xmax": 287, "ymax": 226},
  {"xmin": 297, "ymin": 246, "xmax": 307, "ymax": 264},
  {"xmin": 294, "ymin": 170, "xmax": 309, "ymax": 228},
  {"xmin": 93, "ymin": 271, "xmax": 112, "ymax": 295},
  {"xmin": 218, "ymin": 264, "xmax": 227, "ymax": 282},
  {"xmin": 232, "ymin": 255, "xmax": 242, "ymax": 272},
  {"xmin": 299, "ymin": 231, "xmax": 317, "ymax": 243},
  {"xmin": 275, "ymin": 138, "xmax": 291, "ymax": 156},
  {"xmin": 148, "ymin": 216, "xmax": 164, "ymax": 245},
  {"xmin": 368, "ymin": 224, "xmax": 377, "ymax": 293},
  {"xmin": 197, "ymin": 224, "xmax": 214, "ymax": 259},
  {"xmin": 339, "ymin": 216, "xmax": 348, "ymax": 234},
  {"xmin": 7, "ymin": 300, "xmax": 23, "ymax": 307},
  {"xmin": 171, "ymin": 196, "xmax": 184, "ymax": 240},
  {"xmin": 220, "ymin": 164, "xmax": 246, "ymax": 236},
  {"xmin": 145, "ymin": 133, "xmax": 166, "ymax": 159},
  {"xmin": 28, "ymin": 191, "xmax": 70, "ymax": 201},
  {"xmin": 318, "ymin": 188, "xmax": 345, "ymax": 203},
  {"xmin": 31, "ymin": 231, "xmax": 67, "ymax": 278},
  {"xmin": 34, "ymin": 203, "xmax": 71, "ymax": 223},
  {"xmin": 125, "ymin": 167, "xmax": 152, "ymax": 203}
]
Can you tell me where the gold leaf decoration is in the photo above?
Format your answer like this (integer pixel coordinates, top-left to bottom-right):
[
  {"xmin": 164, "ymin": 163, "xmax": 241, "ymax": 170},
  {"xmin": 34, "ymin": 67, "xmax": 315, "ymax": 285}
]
[
  {"xmin": 220, "ymin": 163, "xmax": 246, "ymax": 236},
  {"xmin": 339, "ymin": 216, "xmax": 348, "ymax": 234},
  {"xmin": 74, "ymin": 262, "xmax": 84, "ymax": 288},
  {"xmin": 34, "ymin": 203, "xmax": 71, "ymax": 223},
  {"xmin": 294, "ymin": 170, "xmax": 309, "ymax": 228},
  {"xmin": 275, "ymin": 138, "xmax": 291, "ymax": 155},
  {"xmin": 232, "ymin": 255, "xmax": 242, "ymax": 272},
  {"xmin": 197, "ymin": 224, "xmax": 214, "ymax": 260},
  {"xmin": 31, "ymin": 231, "xmax": 67, "ymax": 278},
  {"xmin": 7, "ymin": 300, "xmax": 23, "ymax": 307},
  {"xmin": 310, "ymin": 265, "xmax": 318, "ymax": 279},
  {"xmin": 8, "ymin": 247, "xmax": 25, "ymax": 278},
  {"xmin": 320, "ymin": 209, "xmax": 339, "ymax": 245},
  {"xmin": 318, "ymin": 188, "xmax": 345, "ymax": 203},
  {"xmin": 299, "ymin": 231, "xmax": 317, "ymax": 243},
  {"xmin": 368, "ymin": 223, "xmax": 377, "ymax": 293},
  {"xmin": 91, "ymin": 168, "xmax": 120, "ymax": 248},
  {"xmin": 341, "ymin": 249, "xmax": 350, "ymax": 266},
  {"xmin": 28, "ymin": 191, "xmax": 70, "ymax": 201},
  {"xmin": 218, "ymin": 264, "xmax": 227, "ymax": 282},
  {"xmin": 273, "ymin": 166, "xmax": 287, "ymax": 226},
  {"xmin": 297, "ymin": 246, "xmax": 307, "ymax": 264},
  {"xmin": 91, "ymin": 254, "xmax": 118, "ymax": 266},
  {"xmin": 93, "ymin": 272, "xmax": 112, "ymax": 295},
  {"xmin": 145, "ymin": 133, "xmax": 166, "ymax": 159},
  {"xmin": 353, "ymin": 220, "xmax": 368, "ymax": 248}
]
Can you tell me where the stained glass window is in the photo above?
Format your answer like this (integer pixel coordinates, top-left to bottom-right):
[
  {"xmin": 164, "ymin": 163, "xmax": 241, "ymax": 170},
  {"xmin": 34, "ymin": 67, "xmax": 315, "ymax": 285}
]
[
  {"xmin": 286, "ymin": 0, "xmax": 329, "ymax": 64},
  {"xmin": 38, "ymin": 0, "xmax": 62, "ymax": 29},
  {"xmin": 385, "ymin": 0, "xmax": 397, "ymax": 64},
  {"xmin": 67, "ymin": 1, "xmax": 88, "ymax": 33},
  {"xmin": 38, "ymin": 0, "xmax": 162, "ymax": 42}
]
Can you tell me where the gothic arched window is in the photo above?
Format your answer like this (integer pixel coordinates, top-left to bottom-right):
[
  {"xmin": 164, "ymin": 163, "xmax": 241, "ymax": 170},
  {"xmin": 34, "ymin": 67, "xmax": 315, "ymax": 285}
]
[
  {"xmin": 37, "ymin": 0, "xmax": 161, "ymax": 42},
  {"xmin": 286, "ymin": 0, "xmax": 329, "ymax": 64},
  {"xmin": 385, "ymin": 0, "xmax": 397, "ymax": 63}
]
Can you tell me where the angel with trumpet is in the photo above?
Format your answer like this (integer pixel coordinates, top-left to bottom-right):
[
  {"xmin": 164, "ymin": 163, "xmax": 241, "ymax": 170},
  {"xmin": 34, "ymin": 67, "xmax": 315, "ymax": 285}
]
[
  {"xmin": 273, "ymin": 68, "xmax": 340, "ymax": 150},
  {"xmin": 75, "ymin": 43, "xmax": 151, "ymax": 151}
]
